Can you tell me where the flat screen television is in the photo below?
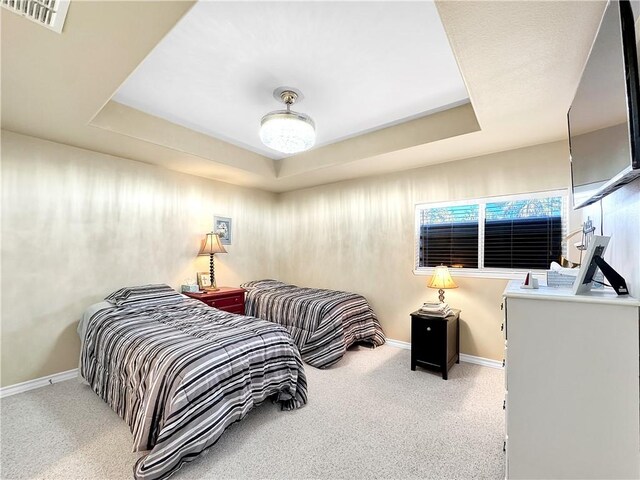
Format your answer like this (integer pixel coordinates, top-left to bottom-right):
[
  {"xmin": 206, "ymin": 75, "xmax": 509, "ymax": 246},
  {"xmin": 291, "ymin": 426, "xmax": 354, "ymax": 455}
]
[{"xmin": 568, "ymin": 0, "xmax": 640, "ymax": 209}]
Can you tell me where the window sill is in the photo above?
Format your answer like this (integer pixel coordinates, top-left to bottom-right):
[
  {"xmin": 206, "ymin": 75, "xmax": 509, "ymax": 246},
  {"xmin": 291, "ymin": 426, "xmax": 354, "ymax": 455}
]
[{"xmin": 413, "ymin": 267, "xmax": 548, "ymax": 280}]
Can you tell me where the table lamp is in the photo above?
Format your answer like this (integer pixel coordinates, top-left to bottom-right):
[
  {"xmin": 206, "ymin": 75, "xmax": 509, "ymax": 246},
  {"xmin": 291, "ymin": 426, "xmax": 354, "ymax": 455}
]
[
  {"xmin": 198, "ymin": 232, "xmax": 227, "ymax": 291},
  {"xmin": 428, "ymin": 265, "xmax": 458, "ymax": 303}
]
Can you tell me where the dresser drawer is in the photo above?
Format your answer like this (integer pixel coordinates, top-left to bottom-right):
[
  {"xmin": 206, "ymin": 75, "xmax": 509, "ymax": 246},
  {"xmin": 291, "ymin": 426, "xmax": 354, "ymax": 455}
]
[
  {"xmin": 205, "ymin": 294, "xmax": 244, "ymax": 309},
  {"xmin": 224, "ymin": 305, "xmax": 245, "ymax": 315},
  {"xmin": 183, "ymin": 288, "xmax": 246, "ymax": 315}
]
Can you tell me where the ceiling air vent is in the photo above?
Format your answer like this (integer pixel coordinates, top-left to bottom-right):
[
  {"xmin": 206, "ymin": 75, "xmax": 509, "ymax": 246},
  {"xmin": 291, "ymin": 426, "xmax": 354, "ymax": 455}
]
[{"xmin": 1, "ymin": 0, "xmax": 70, "ymax": 33}]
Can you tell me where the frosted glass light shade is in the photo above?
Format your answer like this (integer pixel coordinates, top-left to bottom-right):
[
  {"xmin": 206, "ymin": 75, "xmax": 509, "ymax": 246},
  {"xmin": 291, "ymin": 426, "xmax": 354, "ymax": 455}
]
[{"xmin": 260, "ymin": 110, "xmax": 316, "ymax": 154}]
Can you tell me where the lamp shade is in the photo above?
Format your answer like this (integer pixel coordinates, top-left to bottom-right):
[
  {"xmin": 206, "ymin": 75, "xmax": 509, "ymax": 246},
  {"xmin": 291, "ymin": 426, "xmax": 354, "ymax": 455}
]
[
  {"xmin": 198, "ymin": 232, "xmax": 227, "ymax": 256},
  {"xmin": 428, "ymin": 265, "xmax": 458, "ymax": 290}
]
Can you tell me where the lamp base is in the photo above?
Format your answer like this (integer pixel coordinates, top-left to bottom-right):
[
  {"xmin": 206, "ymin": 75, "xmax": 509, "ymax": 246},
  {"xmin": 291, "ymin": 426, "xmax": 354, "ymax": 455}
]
[
  {"xmin": 207, "ymin": 253, "xmax": 219, "ymax": 292},
  {"xmin": 438, "ymin": 289, "xmax": 445, "ymax": 303}
]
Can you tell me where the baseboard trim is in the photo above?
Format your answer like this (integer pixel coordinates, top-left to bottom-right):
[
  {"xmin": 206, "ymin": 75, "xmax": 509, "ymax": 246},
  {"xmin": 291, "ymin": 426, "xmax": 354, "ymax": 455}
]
[
  {"xmin": 0, "ymin": 368, "xmax": 78, "ymax": 399},
  {"xmin": 385, "ymin": 338, "xmax": 503, "ymax": 369},
  {"xmin": 385, "ymin": 338, "xmax": 411, "ymax": 350},
  {"xmin": 459, "ymin": 353, "xmax": 503, "ymax": 369}
]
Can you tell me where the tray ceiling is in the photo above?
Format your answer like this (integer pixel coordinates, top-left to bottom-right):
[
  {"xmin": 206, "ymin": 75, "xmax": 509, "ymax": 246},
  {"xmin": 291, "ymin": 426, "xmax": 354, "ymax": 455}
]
[
  {"xmin": 112, "ymin": 1, "xmax": 469, "ymax": 159},
  {"xmin": 1, "ymin": 1, "xmax": 608, "ymax": 192}
]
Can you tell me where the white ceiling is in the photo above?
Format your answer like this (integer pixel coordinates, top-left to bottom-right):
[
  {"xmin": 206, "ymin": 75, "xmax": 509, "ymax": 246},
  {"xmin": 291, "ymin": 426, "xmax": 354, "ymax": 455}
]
[
  {"xmin": 1, "ymin": 1, "xmax": 608, "ymax": 192},
  {"xmin": 112, "ymin": 1, "xmax": 469, "ymax": 159}
]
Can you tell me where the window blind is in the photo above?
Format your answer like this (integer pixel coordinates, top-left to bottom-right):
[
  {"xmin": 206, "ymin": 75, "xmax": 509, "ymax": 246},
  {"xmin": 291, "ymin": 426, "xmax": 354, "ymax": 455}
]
[
  {"xmin": 484, "ymin": 197, "xmax": 563, "ymax": 269},
  {"xmin": 419, "ymin": 204, "xmax": 479, "ymax": 268},
  {"xmin": 416, "ymin": 192, "xmax": 567, "ymax": 273}
]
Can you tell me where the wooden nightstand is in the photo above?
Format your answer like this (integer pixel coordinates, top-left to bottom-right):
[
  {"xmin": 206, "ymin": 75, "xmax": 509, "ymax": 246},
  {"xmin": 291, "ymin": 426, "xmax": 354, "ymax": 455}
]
[
  {"xmin": 183, "ymin": 287, "xmax": 246, "ymax": 315},
  {"xmin": 410, "ymin": 309, "xmax": 460, "ymax": 380}
]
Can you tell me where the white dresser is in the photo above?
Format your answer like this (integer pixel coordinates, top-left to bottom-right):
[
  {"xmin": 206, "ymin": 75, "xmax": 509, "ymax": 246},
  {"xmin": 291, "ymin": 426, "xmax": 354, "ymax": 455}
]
[{"xmin": 502, "ymin": 280, "xmax": 640, "ymax": 479}]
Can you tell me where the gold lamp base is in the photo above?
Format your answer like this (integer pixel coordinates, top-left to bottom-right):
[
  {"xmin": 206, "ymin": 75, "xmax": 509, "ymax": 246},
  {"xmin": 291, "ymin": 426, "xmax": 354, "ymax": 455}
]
[{"xmin": 198, "ymin": 232, "xmax": 227, "ymax": 293}]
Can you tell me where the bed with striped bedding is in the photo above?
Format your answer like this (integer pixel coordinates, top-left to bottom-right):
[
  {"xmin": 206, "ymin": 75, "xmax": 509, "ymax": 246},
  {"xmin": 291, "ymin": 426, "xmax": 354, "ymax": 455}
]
[
  {"xmin": 78, "ymin": 285, "xmax": 307, "ymax": 480},
  {"xmin": 241, "ymin": 280, "xmax": 385, "ymax": 368}
]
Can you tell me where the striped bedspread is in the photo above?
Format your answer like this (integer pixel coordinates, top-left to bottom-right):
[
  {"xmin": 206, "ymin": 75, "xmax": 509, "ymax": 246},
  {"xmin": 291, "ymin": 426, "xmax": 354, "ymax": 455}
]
[
  {"xmin": 79, "ymin": 294, "xmax": 307, "ymax": 480},
  {"xmin": 241, "ymin": 280, "xmax": 385, "ymax": 368}
]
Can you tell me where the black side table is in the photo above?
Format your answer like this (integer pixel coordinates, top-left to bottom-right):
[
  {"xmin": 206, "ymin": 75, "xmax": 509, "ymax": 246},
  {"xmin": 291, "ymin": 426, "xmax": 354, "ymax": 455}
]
[{"xmin": 410, "ymin": 309, "xmax": 460, "ymax": 380}]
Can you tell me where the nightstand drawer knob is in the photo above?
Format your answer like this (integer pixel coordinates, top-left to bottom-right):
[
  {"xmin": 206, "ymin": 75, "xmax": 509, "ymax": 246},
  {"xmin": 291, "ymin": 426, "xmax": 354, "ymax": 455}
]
[{"xmin": 426, "ymin": 327, "xmax": 431, "ymax": 331}]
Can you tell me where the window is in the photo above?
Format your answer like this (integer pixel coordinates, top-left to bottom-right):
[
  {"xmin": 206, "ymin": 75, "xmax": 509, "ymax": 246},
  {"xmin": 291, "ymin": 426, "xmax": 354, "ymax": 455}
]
[
  {"xmin": 415, "ymin": 191, "xmax": 567, "ymax": 277},
  {"xmin": 418, "ymin": 204, "xmax": 479, "ymax": 268}
]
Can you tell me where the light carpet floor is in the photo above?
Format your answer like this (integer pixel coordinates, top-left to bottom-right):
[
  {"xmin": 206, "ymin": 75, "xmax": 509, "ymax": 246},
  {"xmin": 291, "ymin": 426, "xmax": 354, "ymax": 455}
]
[{"xmin": 0, "ymin": 345, "xmax": 505, "ymax": 479}]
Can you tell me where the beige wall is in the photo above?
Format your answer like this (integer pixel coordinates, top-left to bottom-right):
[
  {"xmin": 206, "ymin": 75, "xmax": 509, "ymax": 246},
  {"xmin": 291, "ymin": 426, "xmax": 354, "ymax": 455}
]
[
  {"xmin": 277, "ymin": 140, "xmax": 572, "ymax": 361},
  {"xmin": 0, "ymin": 131, "xmax": 278, "ymax": 387},
  {"xmin": 1, "ymin": 131, "xmax": 573, "ymax": 387},
  {"xmin": 581, "ymin": 178, "xmax": 640, "ymax": 297}
]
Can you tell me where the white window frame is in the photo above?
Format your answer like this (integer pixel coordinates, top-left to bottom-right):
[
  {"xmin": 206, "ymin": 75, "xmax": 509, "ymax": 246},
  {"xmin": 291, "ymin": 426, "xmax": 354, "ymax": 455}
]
[{"xmin": 413, "ymin": 189, "xmax": 569, "ymax": 280}]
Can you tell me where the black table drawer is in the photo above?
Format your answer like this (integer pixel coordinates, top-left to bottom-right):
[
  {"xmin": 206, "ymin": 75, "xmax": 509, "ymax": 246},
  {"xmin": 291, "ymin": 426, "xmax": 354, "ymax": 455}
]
[{"xmin": 412, "ymin": 319, "xmax": 445, "ymax": 366}]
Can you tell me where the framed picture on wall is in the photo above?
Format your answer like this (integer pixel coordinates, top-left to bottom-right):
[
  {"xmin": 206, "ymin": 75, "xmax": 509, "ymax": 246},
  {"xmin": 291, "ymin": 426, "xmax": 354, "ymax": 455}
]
[
  {"xmin": 214, "ymin": 216, "xmax": 232, "ymax": 245},
  {"xmin": 197, "ymin": 272, "xmax": 212, "ymax": 290}
]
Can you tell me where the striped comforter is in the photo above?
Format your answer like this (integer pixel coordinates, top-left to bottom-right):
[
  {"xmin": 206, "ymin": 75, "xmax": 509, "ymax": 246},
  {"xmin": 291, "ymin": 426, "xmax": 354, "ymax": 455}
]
[
  {"xmin": 79, "ymin": 294, "xmax": 307, "ymax": 480},
  {"xmin": 241, "ymin": 280, "xmax": 385, "ymax": 368}
]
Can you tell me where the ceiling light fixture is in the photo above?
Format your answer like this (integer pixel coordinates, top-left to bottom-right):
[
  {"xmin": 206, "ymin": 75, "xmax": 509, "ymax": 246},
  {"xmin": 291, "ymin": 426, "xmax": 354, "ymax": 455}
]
[{"xmin": 260, "ymin": 87, "xmax": 315, "ymax": 154}]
